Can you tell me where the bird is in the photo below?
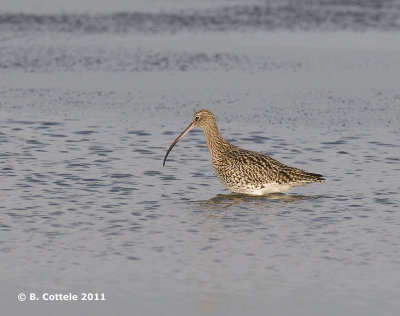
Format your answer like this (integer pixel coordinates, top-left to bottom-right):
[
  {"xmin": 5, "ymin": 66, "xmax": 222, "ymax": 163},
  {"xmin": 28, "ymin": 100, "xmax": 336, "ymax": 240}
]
[{"xmin": 163, "ymin": 109, "xmax": 324, "ymax": 195}]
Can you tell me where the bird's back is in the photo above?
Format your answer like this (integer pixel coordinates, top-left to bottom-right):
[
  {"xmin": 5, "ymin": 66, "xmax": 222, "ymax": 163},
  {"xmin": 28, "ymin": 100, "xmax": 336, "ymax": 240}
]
[{"xmin": 211, "ymin": 145, "xmax": 324, "ymax": 195}]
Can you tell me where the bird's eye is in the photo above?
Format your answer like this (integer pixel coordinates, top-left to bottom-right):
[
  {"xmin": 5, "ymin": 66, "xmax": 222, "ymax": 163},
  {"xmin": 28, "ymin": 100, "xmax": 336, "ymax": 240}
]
[{"xmin": 195, "ymin": 116, "xmax": 200, "ymax": 121}]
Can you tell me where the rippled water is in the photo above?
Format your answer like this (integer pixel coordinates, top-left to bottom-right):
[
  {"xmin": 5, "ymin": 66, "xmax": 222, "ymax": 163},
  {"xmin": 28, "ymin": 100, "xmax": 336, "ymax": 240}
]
[
  {"xmin": 1, "ymin": 1, "xmax": 400, "ymax": 315},
  {"xmin": 2, "ymin": 0, "xmax": 400, "ymax": 34}
]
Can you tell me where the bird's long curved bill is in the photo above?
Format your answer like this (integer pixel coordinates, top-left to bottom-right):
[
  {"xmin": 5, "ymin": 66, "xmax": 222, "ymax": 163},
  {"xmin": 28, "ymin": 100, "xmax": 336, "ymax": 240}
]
[{"xmin": 163, "ymin": 122, "xmax": 195, "ymax": 166}]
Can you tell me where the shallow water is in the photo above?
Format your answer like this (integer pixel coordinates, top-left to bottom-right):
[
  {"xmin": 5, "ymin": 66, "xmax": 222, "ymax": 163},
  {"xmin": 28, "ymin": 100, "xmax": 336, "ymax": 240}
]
[{"xmin": 1, "ymin": 1, "xmax": 400, "ymax": 315}]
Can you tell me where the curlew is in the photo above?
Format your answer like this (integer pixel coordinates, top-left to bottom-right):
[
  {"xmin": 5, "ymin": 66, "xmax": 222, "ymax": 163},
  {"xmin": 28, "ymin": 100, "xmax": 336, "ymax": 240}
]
[{"xmin": 163, "ymin": 109, "xmax": 324, "ymax": 195}]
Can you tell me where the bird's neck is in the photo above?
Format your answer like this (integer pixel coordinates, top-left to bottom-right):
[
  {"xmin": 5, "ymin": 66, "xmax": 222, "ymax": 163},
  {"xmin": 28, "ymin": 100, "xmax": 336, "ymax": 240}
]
[{"xmin": 202, "ymin": 121, "xmax": 231, "ymax": 157}]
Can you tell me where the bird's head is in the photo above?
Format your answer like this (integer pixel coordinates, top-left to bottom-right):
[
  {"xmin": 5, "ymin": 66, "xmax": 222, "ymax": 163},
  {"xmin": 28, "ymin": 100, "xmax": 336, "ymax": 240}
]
[{"xmin": 163, "ymin": 109, "xmax": 216, "ymax": 166}]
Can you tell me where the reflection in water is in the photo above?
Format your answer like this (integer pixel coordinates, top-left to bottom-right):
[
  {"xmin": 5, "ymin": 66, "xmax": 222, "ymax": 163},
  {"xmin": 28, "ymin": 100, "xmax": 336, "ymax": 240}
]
[{"xmin": 194, "ymin": 192, "xmax": 320, "ymax": 210}]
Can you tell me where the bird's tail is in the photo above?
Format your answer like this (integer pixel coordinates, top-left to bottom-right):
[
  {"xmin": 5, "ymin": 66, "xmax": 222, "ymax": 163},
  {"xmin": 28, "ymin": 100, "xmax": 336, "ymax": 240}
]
[{"xmin": 304, "ymin": 172, "xmax": 325, "ymax": 183}]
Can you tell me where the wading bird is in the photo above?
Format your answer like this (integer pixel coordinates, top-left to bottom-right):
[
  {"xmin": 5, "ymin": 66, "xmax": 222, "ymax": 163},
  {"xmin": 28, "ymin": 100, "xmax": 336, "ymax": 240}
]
[{"xmin": 163, "ymin": 109, "xmax": 324, "ymax": 195}]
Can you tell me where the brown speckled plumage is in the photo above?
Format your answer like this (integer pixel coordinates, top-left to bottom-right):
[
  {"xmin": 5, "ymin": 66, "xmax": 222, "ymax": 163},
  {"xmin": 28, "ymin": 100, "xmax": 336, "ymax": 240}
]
[{"xmin": 163, "ymin": 109, "xmax": 324, "ymax": 195}]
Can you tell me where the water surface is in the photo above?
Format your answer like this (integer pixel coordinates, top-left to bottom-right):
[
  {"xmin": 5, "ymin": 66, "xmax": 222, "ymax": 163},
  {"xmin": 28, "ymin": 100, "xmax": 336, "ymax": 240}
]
[{"xmin": 1, "ymin": 1, "xmax": 400, "ymax": 315}]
